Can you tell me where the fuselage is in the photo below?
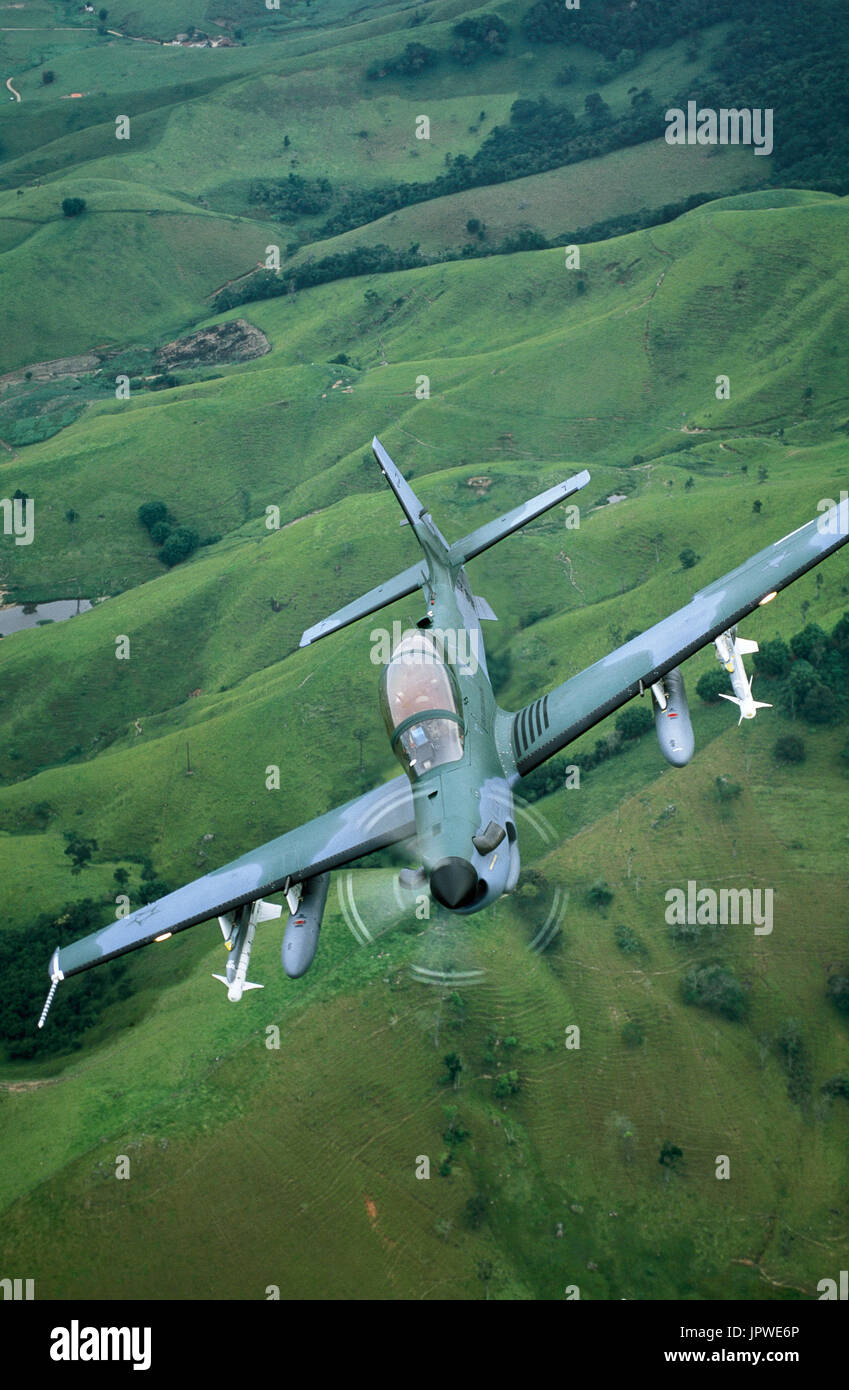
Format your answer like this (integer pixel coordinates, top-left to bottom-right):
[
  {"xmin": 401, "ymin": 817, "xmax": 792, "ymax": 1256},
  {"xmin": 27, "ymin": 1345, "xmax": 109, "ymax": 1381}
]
[{"xmin": 378, "ymin": 513, "xmax": 518, "ymax": 913}]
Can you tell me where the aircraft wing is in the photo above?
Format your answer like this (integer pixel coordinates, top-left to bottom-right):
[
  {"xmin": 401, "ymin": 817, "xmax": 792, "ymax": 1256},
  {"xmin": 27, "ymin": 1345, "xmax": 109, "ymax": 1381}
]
[
  {"xmin": 49, "ymin": 776, "xmax": 416, "ymax": 981},
  {"xmin": 509, "ymin": 498, "xmax": 849, "ymax": 775}
]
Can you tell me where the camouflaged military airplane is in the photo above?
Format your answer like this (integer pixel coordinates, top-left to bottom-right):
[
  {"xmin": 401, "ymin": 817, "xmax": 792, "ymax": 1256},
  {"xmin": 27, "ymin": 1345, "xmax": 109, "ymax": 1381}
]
[{"xmin": 38, "ymin": 438, "xmax": 849, "ymax": 1025}]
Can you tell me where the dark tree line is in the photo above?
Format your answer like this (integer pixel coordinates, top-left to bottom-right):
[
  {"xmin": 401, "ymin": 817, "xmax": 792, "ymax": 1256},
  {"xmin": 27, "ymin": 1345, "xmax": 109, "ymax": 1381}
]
[
  {"xmin": 520, "ymin": 0, "xmax": 849, "ymax": 195},
  {"xmin": 521, "ymin": 0, "xmax": 734, "ymax": 53},
  {"xmin": 316, "ymin": 95, "xmax": 663, "ymax": 240},
  {"xmin": 0, "ymin": 900, "xmax": 131, "ymax": 1059}
]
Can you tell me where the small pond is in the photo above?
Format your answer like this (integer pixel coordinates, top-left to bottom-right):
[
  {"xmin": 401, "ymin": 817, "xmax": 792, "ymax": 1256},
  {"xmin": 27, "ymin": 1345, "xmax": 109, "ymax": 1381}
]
[{"xmin": 0, "ymin": 598, "xmax": 92, "ymax": 636}]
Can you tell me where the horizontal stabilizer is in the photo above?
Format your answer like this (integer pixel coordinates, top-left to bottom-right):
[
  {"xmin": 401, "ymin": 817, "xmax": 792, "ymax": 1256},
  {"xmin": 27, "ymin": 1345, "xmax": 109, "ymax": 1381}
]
[
  {"xmin": 448, "ymin": 470, "xmax": 590, "ymax": 565},
  {"xmin": 473, "ymin": 594, "xmax": 498, "ymax": 621},
  {"xmin": 300, "ymin": 558, "xmax": 427, "ymax": 647}
]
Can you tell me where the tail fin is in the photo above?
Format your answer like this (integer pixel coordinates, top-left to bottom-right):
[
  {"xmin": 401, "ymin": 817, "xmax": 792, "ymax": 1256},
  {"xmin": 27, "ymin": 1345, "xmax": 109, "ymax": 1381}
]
[
  {"xmin": 718, "ymin": 692, "xmax": 772, "ymax": 724},
  {"xmin": 299, "ymin": 438, "xmax": 591, "ymax": 648},
  {"xmin": 372, "ymin": 436, "xmax": 431, "ymax": 531}
]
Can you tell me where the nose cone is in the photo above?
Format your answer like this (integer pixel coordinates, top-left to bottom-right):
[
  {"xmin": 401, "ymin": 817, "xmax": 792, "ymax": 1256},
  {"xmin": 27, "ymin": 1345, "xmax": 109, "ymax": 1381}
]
[{"xmin": 430, "ymin": 857, "xmax": 478, "ymax": 909}]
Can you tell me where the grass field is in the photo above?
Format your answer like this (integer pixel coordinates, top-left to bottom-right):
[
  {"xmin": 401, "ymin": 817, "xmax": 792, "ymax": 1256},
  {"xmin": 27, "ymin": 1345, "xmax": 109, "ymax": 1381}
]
[{"xmin": 1, "ymin": 0, "xmax": 848, "ymax": 1302}]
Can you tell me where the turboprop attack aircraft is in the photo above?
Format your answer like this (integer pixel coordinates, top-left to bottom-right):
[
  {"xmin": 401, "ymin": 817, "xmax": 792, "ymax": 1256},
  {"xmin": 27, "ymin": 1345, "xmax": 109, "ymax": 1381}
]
[{"xmin": 38, "ymin": 439, "xmax": 849, "ymax": 1026}]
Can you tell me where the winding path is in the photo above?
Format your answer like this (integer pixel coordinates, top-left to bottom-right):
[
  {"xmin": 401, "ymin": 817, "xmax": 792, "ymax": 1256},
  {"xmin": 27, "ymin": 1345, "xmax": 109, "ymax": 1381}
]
[{"xmin": 5, "ymin": 75, "xmax": 21, "ymax": 101}]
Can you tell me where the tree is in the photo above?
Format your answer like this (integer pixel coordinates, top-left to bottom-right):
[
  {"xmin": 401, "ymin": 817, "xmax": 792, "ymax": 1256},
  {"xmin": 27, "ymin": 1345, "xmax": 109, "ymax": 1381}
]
[
  {"xmin": 614, "ymin": 923, "xmax": 645, "ymax": 957},
  {"xmin": 827, "ymin": 973, "xmax": 849, "ymax": 1016},
  {"xmin": 584, "ymin": 92, "xmax": 611, "ymax": 127},
  {"xmin": 773, "ymin": 734, "xmax": 805, "ymax": 764},
  {"xmin": 137, "ymin": 500, "xmax": 168, "ymax": 532},
  {"xmin": 679, "ymin": 546, "xmax": 699, "ymax": 569},
  {"xmin": 681, "ymin": 963, "xmax": 748, "ymax": 1021},
  {"xmin": 62, "ymin": 197, "xmax": 86, "ymax": 217},
  {"xmin": 774, "ymin": 1018, "xmax": 812, "ymax": 1107},
  {"xmin": 442, "ymin": 1052, "xmax": 463, "ymax": 1086},
  {"xmin": 659, "ymin": 1141, "xmax": 683, "ymax": 1169},
  {"xmin": 139, "ymin": 878, "xmax": 168, "ymax": 904},
  {"xmin": 799, "ymin": 681, "xmax": 839, "ymax": 724},
  {"xmin": 63, "ymin": 830, "xmax": 98, "ymax": 874},
  {"xmin": 464, "ymin": 1192, "xmax": 488, "ymax": 1229},
  {"xmin": 615, "ymin": 705, "xmax": 653, "ymax": 740},
  {"xmin": 494, "ymin": 1069, "xmax": 520, "ymax": 1097},
  {"xmin": 42, "ymin": 70, "xmax": 55, "ymax": 84},
  {"xmin": 830, "ymin": 611, "xmax": 849, "ymax": 654},
  {"xmin": 587, "ymin": 879, "xmax": 613, "ymax": 909},
  {"xmin": 159, "ymin": 527, "xmax": 199, "ymax": 567},
  {"xmin": 754, "ymin": 637, "xmax": 790, "ymax": 677},
  {"xmin": 715, "ymin": 775, "xmax": 741, "ymax": 804},
  {"xmin": 696, "ymin": 668, "xmax": 728, "ymax": 703},
  {"xmin": 790, "ymin": 622, "xmax": 828, "ymax": 666}
]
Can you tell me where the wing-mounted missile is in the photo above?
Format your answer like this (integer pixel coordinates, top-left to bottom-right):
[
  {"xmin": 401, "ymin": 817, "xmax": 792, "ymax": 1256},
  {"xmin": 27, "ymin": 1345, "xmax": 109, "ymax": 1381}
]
[
  {"xmin": 714, "ymin": 628, "xmax": 772, "ymax": 723},
  {"xmin": 212, "ymin": 898, "xmax": 282, "ymax": 1001},
  {"xmin": 650, "ymin": 666, "xmax": 695, "ymax": 766},
  {"xmin": 282, "ymin": 872, "xmax": 331, "ymax": 978}
]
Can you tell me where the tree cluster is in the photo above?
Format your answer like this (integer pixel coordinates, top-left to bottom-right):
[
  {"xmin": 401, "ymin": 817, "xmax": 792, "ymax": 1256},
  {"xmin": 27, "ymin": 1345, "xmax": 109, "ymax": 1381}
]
[
  {"xmin": 249, "ymin": 173, "xmax": 334, "ymax": 218},
  {"xmin": 0, "ymin": 899, "xmax": 130, "ymax": 1059},
  {"xmin": 681, "ymin": 962, "xmax": 748, "ymax": 1021},
  {"xmin": 137, "ymin": 500, "xmax": 200, "ymax": 568},
  {"xmin": 520, "ymin": 0, "xmax": 733, "ymax": 55}
]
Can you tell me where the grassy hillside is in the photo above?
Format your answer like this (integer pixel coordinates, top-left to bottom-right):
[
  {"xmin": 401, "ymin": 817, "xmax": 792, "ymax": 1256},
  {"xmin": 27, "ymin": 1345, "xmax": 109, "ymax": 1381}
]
[
  {"xmin": 2, "ymin": 0, "xmax": 849, "ymax": 1303},
  {"xmin": 0, "ymin": 715, "xmax": 846, "ymax": 1300},
  {"xmin": 0, "ymin": 178, "xmax": 274, "ymax": 370},
  {"xmin": 0, "ymin": 191, "xmax": 848, "ymax": 1298}
]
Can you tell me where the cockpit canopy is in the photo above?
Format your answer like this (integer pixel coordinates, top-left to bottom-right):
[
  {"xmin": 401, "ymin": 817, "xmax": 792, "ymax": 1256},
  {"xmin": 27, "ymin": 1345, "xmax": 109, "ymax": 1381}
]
[{"xmin": 379, "ymin": 630, "xmax": 464, "ymax": 778}]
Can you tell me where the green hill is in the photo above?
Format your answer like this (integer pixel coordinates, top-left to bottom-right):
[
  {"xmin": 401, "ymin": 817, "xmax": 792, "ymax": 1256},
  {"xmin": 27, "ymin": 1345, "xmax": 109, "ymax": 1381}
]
[
  {"xmin": 1, "ymin": 192, "xmax": 848, "ymax": 1298},
  {"xmin": 1, "ymin": 0, "xmax": 849, "ymax": 1303}
]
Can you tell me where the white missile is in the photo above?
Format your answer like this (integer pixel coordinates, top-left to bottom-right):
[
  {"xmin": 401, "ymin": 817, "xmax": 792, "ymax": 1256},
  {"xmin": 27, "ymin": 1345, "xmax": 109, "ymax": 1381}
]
[
  {"xmin": 714, "ymin": 629, "xmax": 772, "ymax": 724},
  {"xmin": 212, "ymin": 898, "xmax": 282, "ymax": 1001}
]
